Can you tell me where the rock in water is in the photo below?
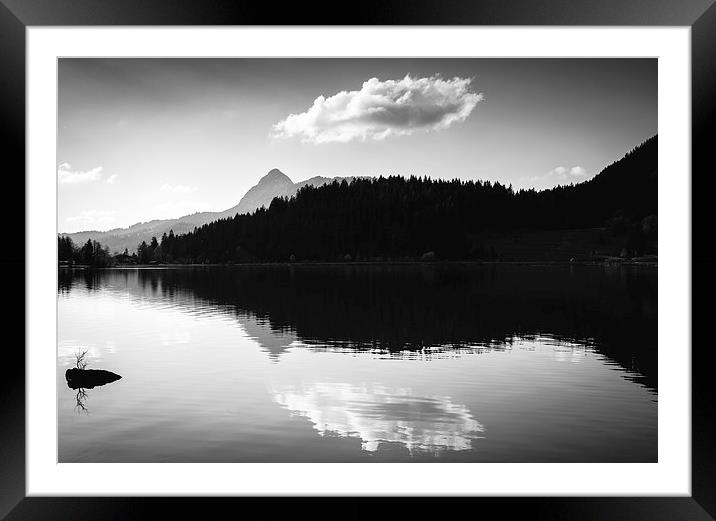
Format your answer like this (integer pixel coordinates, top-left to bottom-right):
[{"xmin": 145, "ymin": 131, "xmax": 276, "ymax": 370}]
[{"xmin": 65, "ymin": 368, "xmax": 122, "ymax": 389}]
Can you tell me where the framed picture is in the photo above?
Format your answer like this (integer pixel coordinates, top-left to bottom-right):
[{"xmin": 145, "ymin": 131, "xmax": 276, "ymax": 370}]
[{"xmin": 3, "ymin": 0, "xmax": 713, "ymax": 518}]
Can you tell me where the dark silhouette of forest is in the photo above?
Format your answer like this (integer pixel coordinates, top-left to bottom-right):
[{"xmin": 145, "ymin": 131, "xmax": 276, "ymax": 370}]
[
  {"xmin": 58, "ymin": 236, "xmax": 114, "ymax": 267},
  {"xmin": 154, "ymin": 135, "xmax": 657, "ymax": 263},
  {"xmin": 59, "ymin": 135, "xmax": 657, "ymax": 264}
]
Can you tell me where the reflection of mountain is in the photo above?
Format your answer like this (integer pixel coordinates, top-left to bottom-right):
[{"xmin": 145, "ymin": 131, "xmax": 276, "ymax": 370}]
[
  {"xmin": 58, "ymin": 264, "xmax": 657, "ymax": 389},
  {"xmin": 272, "ymin": 382, "xmax": 484, "ymax": 454},
  {"xmin": 240, "ymin": 314, "xmax": 297, "ymax": 361}
]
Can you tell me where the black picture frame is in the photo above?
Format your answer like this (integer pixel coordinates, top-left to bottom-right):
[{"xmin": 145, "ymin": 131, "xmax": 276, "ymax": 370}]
[{"xmin": 2, "ymin": 1, "xmax": 713, "ymax": 519}]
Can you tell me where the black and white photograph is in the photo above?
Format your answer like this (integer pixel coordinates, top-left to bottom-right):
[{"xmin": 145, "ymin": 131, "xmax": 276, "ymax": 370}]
[{"xmin": 56, "ymin": 57, "xmax": 658, "ymax": 463}]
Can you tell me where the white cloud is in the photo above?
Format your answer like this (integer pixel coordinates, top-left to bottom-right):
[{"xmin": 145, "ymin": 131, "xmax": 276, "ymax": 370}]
[
  {"xmin": 106, "ymin": 174, "xmax": 119, "ymax": 184},
  {"xmin": 66, "ymin": 210, "xmax": 116, "ymax": 226},
  {"xmin": 529, "ymin": 165, "xmax": 589, "ymax": 187},
  {"xmin": 58, "ymin": 163, "xmax": 105, "ymax": 184},
  {"xmin": 160, "ymin": 183, "xmax": 197, "ymax": 193},
  {"xmin": 272, "ymin": 74, "xmax": 483, "ymax": 144},
  {"xmin": 514, "ymin": 165, "xmax": 591, "ymax": 191}
]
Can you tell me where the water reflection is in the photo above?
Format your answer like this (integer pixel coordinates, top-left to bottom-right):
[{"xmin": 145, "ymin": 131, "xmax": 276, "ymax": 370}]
[
  {"xmin": 272, "ymin": 382, "xmax": 484, "ymax": 454},
  {"xmin": 58, "ymin": 264, "xmax": 657, "ymax": 389},
  {"xmin": 57, "ymin": 265, "xmax": 658, "ymax": 462},
  {"xmin": 74, "ymin": 388, "xmax": 89, "ymax": 414},
  {"xmin": 241, "ymin": 314, "xmax": 298, "ymax": 361}
]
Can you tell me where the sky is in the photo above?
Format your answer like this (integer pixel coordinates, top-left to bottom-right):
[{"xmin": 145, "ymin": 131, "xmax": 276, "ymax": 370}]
[{"xmin": 58, "ymin": 58, "xmax": 656, "ymax": 233}]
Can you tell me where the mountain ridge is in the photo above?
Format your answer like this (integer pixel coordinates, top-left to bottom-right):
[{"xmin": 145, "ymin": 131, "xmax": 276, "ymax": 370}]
[
  {"xmin": 61, "ymin": 135, "xmax": 657, "ymax": 257},
  {"xmin": 62, "ymin": 169, "xmax": 356, "ymax": 253}
]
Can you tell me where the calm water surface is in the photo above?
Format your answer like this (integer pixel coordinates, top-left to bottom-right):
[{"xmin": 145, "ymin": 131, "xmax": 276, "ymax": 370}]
[{"xmin": 58, "ymin": 264, "xmax": 657, "ymax": 462}]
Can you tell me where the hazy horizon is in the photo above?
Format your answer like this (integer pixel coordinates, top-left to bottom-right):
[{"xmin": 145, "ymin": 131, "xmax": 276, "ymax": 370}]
[{"xmin": 58, "ymin": 58, "xmax": 657, "ymax": 233}]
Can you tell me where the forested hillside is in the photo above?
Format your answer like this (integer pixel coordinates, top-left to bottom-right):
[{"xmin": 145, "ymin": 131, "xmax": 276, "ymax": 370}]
[{"xmin": 150, "ymin": 136, "xmax": 656, "ymax": 263}]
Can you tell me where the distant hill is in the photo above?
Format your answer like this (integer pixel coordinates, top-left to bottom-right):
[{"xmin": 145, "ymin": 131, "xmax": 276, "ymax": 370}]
[
  {"xmin": 62, "ymin": 169, "xmax": 356, "ymax": 253},
  {"xmin": 153, "ymin": 135, "xmax": 657, "ymax": 263}
]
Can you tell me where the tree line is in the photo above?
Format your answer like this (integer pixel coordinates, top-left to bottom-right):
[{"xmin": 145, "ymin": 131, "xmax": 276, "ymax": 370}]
[
  {"xmin": 142, "ymin": 136, "xmax": 657, "ymax": 263},
  {"xmin": 60, "ymin": 135, "xmax": 657, "ymax": 265},
  {"xmin": 58, "ymin": 236, "xmax": 115, "ymax": 267},
  {"xmin": 59, "ymin": 230, "xmax": 180, "ymax": 266}
]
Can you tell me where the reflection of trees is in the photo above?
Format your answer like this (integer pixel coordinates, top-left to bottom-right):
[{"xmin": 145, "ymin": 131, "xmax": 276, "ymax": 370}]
[
  {"xmin": 58, "ymin": 269, "xmax": 74, "ymax": 294},
  {"xmin": 300, "ymin": 338, "xmax": 513, "ymax": 360},
  {"xmin": 58, "ymin": 268, "xmax": 103, "ymax": 292},
  {"xmin": 74, "ymin": 388, "xmax": 89, "ymax": 414},
  {"xmin": 58, "ymin": 264, "xmax": 658, "ymax": 389}
]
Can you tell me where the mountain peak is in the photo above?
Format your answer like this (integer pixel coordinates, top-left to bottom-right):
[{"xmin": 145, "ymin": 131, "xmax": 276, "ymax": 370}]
[{"xmin": 259, "ymin": 168, "xmax": 292, "ymax": 185}]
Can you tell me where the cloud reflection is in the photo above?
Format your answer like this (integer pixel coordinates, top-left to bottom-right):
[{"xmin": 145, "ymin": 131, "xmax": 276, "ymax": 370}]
[{"xmin": 272, "ymin": 382, "xmax": 484, "ymax": 454}]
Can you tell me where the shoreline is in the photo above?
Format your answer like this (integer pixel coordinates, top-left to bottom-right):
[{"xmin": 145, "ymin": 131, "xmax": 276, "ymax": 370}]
[{"xmin": 59, "ymin": 258, "xmax": 658, "ymax": 269}]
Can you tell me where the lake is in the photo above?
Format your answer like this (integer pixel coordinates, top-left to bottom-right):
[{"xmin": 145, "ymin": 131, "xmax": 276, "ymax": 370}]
[{"xmin": 58, "ymin": 264, "xmax": 657, "ymax": 462}]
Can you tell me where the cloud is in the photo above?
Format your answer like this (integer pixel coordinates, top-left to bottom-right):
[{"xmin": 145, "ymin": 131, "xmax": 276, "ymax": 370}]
[
  {"xmin": 66, "ymin": 209, "xmax": 116, "ymax": 226},
  {"xmin": 160, "ymin": 183, "xmax": 197, "ymax": 193},
  {"xmin": 106, "ymin": 174, "xmax": 119, "ymax": 184},
  {"xmin": 514, "ymin": 165, "xmax": 591, "ymax": 191},
  {"xmin": 529, "ymin": 165, "xmax": 589, "ymax": 187},
  {"xmin": 58, "ymin": 163, "xmax": 105, "ymax": 184},
  {"xmin": 272, "ymin": 74, "xmax": 483, "ymax": 144}
]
